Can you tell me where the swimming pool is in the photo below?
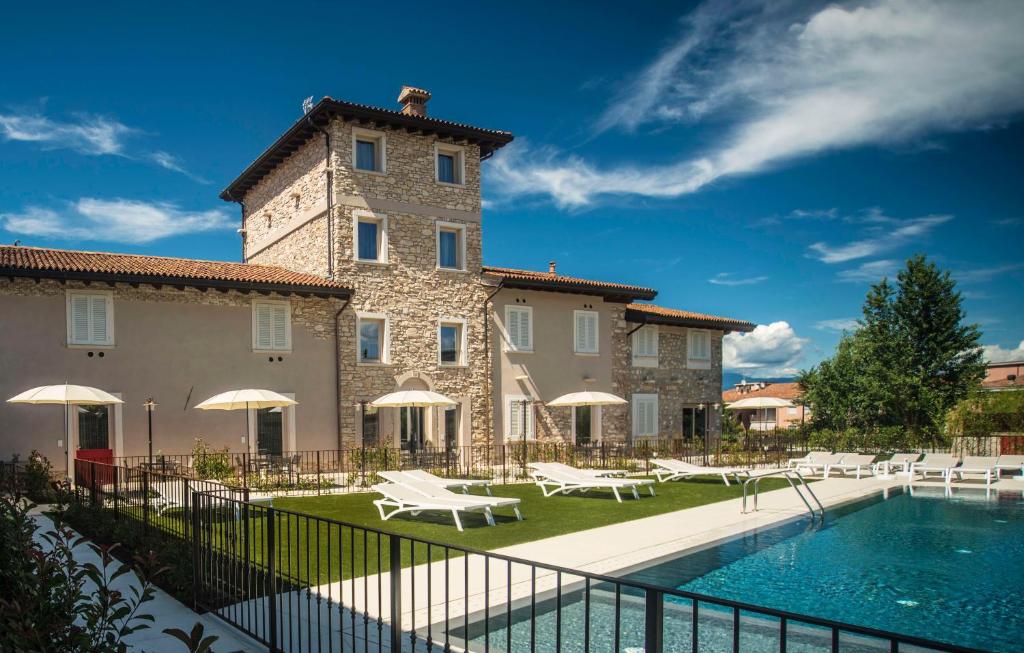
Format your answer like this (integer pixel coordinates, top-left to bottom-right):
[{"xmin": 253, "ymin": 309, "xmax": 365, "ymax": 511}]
[{"xmin": 465, "ymin": 486, "xmax": 1023, "ymax": 652}]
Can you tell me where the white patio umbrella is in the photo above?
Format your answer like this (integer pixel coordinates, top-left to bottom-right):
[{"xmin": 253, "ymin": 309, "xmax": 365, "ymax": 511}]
[
  {"xmin": 7, "ymin": 384, "xmax": 124, "ymax": 482},
  {"xmin": 725, "ymin": 396, "xmax": 794, "ymax": 430},
  {"xmin": 371, "ymin": 390, "xmax": 456, "ymax": 450},
  {"xmin": 546, "ymin": 391, "xmax": 627, "ymax": 407},
  {"xmin": 194, "ymin": 389, "xmax": 297, "ymax": 455}
]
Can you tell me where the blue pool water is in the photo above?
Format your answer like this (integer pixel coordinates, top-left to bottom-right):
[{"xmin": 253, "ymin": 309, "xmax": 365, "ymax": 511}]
[{"xmin": 466, "ymin": 487, "xmax": 1024, "ymax": 652}]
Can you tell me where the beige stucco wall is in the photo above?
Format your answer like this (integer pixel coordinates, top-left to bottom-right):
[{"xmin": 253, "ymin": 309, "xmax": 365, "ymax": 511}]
[
  {"xmin": 241, "ymin": 118, "xmax": 489, "ymax": 449},
  {"xmin": 490, "ymin": 289, "xmax": 630, "ymax": 443},
  {"xmin": 0, "ymin": 278, "xmax": 341, "ymax": 471},
  {"xmin": 620, "ymin": 324, "xmax": 725, "ymax": 442}
]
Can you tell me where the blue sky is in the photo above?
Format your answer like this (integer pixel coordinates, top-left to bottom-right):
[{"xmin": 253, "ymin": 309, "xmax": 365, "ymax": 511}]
[{"xmin": 2, "ymin": 0, "xmax": 1023, "ymax": 375}]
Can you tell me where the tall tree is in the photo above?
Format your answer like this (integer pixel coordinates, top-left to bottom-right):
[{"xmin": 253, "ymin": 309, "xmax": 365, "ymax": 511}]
[{"xmin": 800, "ymin": 255, "xmax": 984, "ymax": 437}]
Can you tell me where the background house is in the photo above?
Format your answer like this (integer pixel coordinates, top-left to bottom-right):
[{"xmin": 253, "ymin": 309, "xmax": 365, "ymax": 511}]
[
  {"xmin": 722, "ymin": 380, "xmax": 809, "ymax": 431},
  {"xmin": 983, "ymin": 361, "xmax": 1022, "ymax": 391}
]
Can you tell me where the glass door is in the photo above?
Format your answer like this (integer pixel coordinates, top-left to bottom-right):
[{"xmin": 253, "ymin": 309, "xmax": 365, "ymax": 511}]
[
  {"xmin": 400, "ymin": 407, "xmax": 425, "ymax": 452},
  {"xmin": 575, "ymin": 405, "xmax": 592, "ymax": 446},
  {"xmin": 257, "ymin": 407, "xmax": 284, "ymax": 456}
]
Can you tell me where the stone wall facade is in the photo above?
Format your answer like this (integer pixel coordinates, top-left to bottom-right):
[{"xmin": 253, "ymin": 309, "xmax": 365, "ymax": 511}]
[
  {"xmin": 617, "ymin": 324, "xmax": 724, "ymax": 442},
  {"xmin": 241, "ymin": 118, "xmax": 490, "ymax": 448}
]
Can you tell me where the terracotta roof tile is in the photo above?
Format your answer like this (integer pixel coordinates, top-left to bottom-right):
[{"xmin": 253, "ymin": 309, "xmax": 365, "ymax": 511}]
[
  {"xmin": 0, "ymin": 245, "xmax": 351, "ymax": 297},
  {"xmin": 723, "ymin": 382, "xmax": 803, "ymax": 402},
  {"xmin": 482, "ymin": 266, "xmax": 656, "ymax": 300},
  {"xmin": 626, "ymin": 303, "xmax": 755, "ymax": 332}
]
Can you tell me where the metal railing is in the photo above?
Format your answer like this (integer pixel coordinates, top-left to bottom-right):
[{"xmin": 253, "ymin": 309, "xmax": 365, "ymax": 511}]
[
  {"xmin": 188, "ymin": 489, "xmax": 981, "ymax": 653},
  {"xmin": 66, "ymin": 458, "xmax": 983, "ymax": 653},
  {"xmin": 741, "ymin": 469, "xmax": 824, "ymax": 519}
]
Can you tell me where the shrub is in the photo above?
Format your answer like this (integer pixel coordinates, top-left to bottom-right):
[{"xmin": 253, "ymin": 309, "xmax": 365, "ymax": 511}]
[
  {"xmin": 190, "ymin": 438, "xmax": 233, "ymax": 480},
  {"xmin": 23, "ymin": 450, "xmax": 59, "ymax": 504}
]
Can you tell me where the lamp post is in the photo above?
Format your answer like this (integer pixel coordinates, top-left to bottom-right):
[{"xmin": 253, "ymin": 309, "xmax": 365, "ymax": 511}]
[
  {"xmin": 698, "ymin": 403, "xmax": 708, "ymax": 465},
  {"xmin": 143, "ymin": 398, "xmax": 158, "ymax": 468}
]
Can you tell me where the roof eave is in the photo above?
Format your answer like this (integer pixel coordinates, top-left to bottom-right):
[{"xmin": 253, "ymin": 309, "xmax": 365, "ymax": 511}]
[
  {"xmin": 1, "ymin": 267, "xmax": 352, "ymax": 300},
  {"xmin": 220, "ymin": 98, "xmax": 514, "ymax": 201},
  {"xmin": 494, "ymin": 277, "xmax": 656, "ymax": 303},
  {"xmin": 625, "ymin": 308, "xmax": 755, "ymax": 333}
]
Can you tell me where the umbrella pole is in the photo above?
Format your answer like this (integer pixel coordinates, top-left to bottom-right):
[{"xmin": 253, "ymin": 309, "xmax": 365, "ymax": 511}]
[{"xmin": 65, "ymin": 402, "xmax": 72, "ymax": 484}]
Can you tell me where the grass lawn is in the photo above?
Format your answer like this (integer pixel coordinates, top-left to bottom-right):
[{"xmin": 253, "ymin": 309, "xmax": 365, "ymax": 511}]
[
  {"xmin": 274, "ymin": 476, "xmax": 792, "ymax": 552},
  {"xmin": 106, "ymin": 476, "xmax": 794, "ymax": 588}
]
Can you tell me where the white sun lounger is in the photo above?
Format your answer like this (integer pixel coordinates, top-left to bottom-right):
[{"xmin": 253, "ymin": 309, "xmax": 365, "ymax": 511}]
[
  {"xmin": 530, "ymin": 467, "xmax": 655, "ymax": 502},
  {"xmin": 373, "ymin": 483, "xmax": 506, "ymax": 532},
  {"xmin": 824, "ymin": 454, "xmax": 876, "ymax": 479},
  {"xmin": 787, "ymin": 451, "xmax": 830, "ymax": 469},
  {"xmin": 528, "ymin": 462, "xmax": 627, "ymax": 478},
  {"xmin": 649, "ymin": 459, "xmax": 750, "ymax": 485},
  {"xmin": 875, "ymin": 452, "xmax": 921, "ymax": 475},
  {"xmin": 388, "ymin": 474, "xmax": 523, "ymax": 520},
  {"xmin": 910, "ymin": 454, "xmax": 960, "ymax": 481},
  {"xmin": 796, "ymin": 453, "xmax": 846, "ymax": 476},
  {"xmin": 995, "ymin": 455, "xmax": 1024, "ymax": 480},
  {"xmin": 948, "ymin": 456, "xmax": 999, "ymax": 487},
  {"xmin": 391, "ymin": 468, "xmax": 493, "ymax": 495}
]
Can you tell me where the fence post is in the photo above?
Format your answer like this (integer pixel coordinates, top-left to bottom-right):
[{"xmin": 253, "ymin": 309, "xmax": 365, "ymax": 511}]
[
  {"xmin": 182, "ymin": 478, "xmax": 190, "ymax": 541},
  {"xmin": 142, "ymin": 470, "xmax": 150, "ymax": 531},
  {"xmin": 389, "ymin": 534, "xmax": 403, "ymax": 653},
  {"xmin": 89, "ymin": 461, "xmax": 97, "ymax": 506},
  {"xmin": 645, "ymin": 588, "xmax": 664, "ymax": 653},
  {"xmin": 317, "ymin": 450, "xmax": 322, "ymax": 496},
  {"xmin": 191, "ymin": 491, "xmax": 201, "ymax": 610},
  {"xmin": 112, "ymin": 466, "xmax": 119, "ymax": 520},
  {"xmin": 266, "ymin": 507, "xmax": 279, "ymax": 652}
]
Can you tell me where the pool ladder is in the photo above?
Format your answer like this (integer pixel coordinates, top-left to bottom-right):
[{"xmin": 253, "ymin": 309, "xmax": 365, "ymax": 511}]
[{"xmin": 742, "ymin": 468, "xmax": 825, "ymax": 520}]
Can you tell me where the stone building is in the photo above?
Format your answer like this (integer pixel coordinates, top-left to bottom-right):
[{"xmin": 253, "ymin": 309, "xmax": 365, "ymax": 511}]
[{"xmin": 0, "ymin": 86, "xmax": 754, "ymax": 468}]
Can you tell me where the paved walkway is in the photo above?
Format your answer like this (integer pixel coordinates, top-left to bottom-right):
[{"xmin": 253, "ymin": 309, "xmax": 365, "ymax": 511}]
[{"xmin": 29, "ymin": 508, "xmax": 262, "ymax": 653}]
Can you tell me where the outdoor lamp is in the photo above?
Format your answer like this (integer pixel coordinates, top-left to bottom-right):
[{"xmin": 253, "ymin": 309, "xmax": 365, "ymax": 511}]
[{"xmin": 143, "ymin": 398, "xmax": 158, "ymax": 467}]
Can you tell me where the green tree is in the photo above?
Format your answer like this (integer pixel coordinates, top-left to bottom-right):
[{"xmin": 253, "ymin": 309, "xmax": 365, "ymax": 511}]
[{"xmin": 800, "ymin": 255, "xmax": 985, "ymax": 438}]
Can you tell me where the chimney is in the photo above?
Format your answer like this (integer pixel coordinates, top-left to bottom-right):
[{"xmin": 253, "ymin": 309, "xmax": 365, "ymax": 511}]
[
  {"xmin": 397, "ymin": 86, "xmax": 431, "ymax": 117},
  {"xmin": 549, "ymin": 260, "xmax": 557, "ymax": 275}
]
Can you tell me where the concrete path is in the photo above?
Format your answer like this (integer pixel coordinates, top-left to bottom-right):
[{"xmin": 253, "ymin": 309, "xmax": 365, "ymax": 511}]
[{"xmin": 29, "ymin": 507, "xmax": 262, "ymax": 653}]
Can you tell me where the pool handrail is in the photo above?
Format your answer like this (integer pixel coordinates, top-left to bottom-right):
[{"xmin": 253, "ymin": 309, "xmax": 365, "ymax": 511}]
[{"xmin": 742, "ymin": 468, "xmax": 824, "ymax": 519}]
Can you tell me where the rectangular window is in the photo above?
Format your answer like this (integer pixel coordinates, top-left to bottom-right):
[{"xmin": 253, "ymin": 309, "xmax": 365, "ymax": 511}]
[
  {"xmin": 252, "ymin": 300, "xmax": 291, "ymax": 351},
  {"xmin": 574, "ymin": 405, "xmax": 592, "ymax": 446},
  {"xmin": 354, "ymin": 212, "xmax": 387, "ymax": 262},
  {"xmin": 687, "ymin": 329, "xmax": 711, "ymax": 369},
  {"xmin": 443, "ymin": 406, "xmax": 458, "ymax": 450},
  {"xmin": 357, "ymin": 313, "xmax": 387, "ymax": 363},
  {"xmin": 435, "ymin": 144, "xmax": 465, "ymax": 185},
  {"xmin": 77, "ymin": 405, "xmax": 110, "ymax": 450},
  {"xmin": 66, "ymin": 291, "xmax": 114, "ymax": 346},
  {"xmin": 506, "ymin": 396, "xmax": 535, "ymax": 441},
  {"xmin": 353, "ymin": 128, "xmax": 386, "ymax": 173},
  {"xmin": 632, "ymin": 394, "xmax": 659, "ymax": 438},
  {"xmin": 574, "ymin": 310, "xmax": 599, "ymax": 354},
  {"xmin": 504, "ymin": 305, "xmax": 533, "ymax": 352},
  {"xmin": 438, "ymin": 319, "xmax": 466, "ymax": 366},
  {"xmin": 632, "ymin": 325, "xmax": 658, "ymax": 367},
  {"xmin": 436, "ymin": 222, "xmax": 465, "ymax": 270}
]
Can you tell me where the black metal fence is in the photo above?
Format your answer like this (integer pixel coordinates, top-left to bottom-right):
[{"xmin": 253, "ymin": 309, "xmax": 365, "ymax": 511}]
[
  {"xmin": 186, "ymin": 490, "xmax": 979, "ymax": 653},
  {"xmin": 63, "ymin": 458, "xmax": 985, "ymax": 653}
]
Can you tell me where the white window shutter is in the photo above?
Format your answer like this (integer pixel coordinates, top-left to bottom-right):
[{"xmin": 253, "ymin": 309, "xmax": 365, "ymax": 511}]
[
  {"xmin": 520, "ymin": 309, "xmax": 531, "ymax": 350},
  {"xmin": 272, "ymin": 304, "xmax": 288, "ymax": 349},
  {"xmin": 70, "ymin": 295, "xmax": 90, "ymax": 343},
  {"xmin": 507, "ymin": 309, "xmax": 520, "ymax": 349},
  {"xmin": 587, "ymin": 314, "xmax": 597, "ymax": 352},
  {"xmin": 256, "ymin": 304, "xmax": 272, "ymax": 349},
  {"xmin": 90, "ymin": 296, "xmax": 108, "ymax": 344},
  {"xmin": 509, "ymin": 399, "xmax": 521, "ymax": 437}
]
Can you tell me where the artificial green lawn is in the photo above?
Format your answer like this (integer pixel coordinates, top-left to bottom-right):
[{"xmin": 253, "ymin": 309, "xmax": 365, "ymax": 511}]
[{"xmin": 117, "ymin": 476, "xmax": 793, "ymax": 588}]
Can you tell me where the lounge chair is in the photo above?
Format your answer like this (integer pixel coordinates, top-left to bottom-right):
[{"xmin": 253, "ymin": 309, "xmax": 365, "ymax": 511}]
[
  {"xmin": 528, "ymin": 461, "xmax": 627, "ymax": 478},
  {"xmin": 397, "ymin": 468, "xmax": 493, "ymax": 495},
  {"xmin": 372, "ymin": 483, "xmax": 503, "ymax": 532},
  {"xmin": 824, "ymin": 454, "xmax": 876, "ymax": 479},
  {"xmin": 649, "ymin": 459, "xmax": 750, "ymax": 485},
  {"xmin": 875, "ymin": 453, "xmax": 921, "ymax": 475},
  {"xmin": 786, "ymin": 451, "xmax": 830, "ymax": 469},
  {"xmin": 910, "ymin": 454, "xmax": 960, "ymax": 481},
  {"xmin": 382, "ymin": 473, "xmax": 522, "ymax": 519},
  {"xmin": 795, "ymin": 453, "xmax": 846, "ymax": 476},
  {"xmin": 948, "ymin": 456, "xmax": 999, "ymax": 487},
  {"xmin": 530, "ymin": 467, "xmax": 655, "ymax": 502},
  {"xmin": 995, "ymin": 455, "xmax": 1024, "ymax": 480}
]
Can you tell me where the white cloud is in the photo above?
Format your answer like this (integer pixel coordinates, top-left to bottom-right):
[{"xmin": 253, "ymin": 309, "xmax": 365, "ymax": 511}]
[
  {"xmin": 0, "ymin": 112, "xmax": 135, "ymax": 155},
  {"xmin": 836, "ymin": 259, "xmax": 901, "ymax": 283},
  {"xmin": 1, "ymin": 198, "xmax": 234, "ymax": 244},
  {"xmin": 723, "ymin": 321, "xmax": 809, "ymax": 376},
  {"xmin": 983, "ymin": 340, "xmax": 1024, "ymax": 363},
  {"xmin": 953, "ymin": 263, "xmax": 1024, "ymax": 284},
  {"xmin": 814, "ymin": 318, "xmax": 859, "ymax": 332},
  {"xmin": 148, "ymin": 151, "xmax": 209, "ymax": 184},
  {"xmin": 807, "ymin": 213, "xmax": 952, "ymax": 263},
  {"xmin": 708, "ymin": 272, "xmax": 768, "ymax": 286},
  {"xmin": 488, "ymin": 0, "xmax": 1024, "ymax": 208}
]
